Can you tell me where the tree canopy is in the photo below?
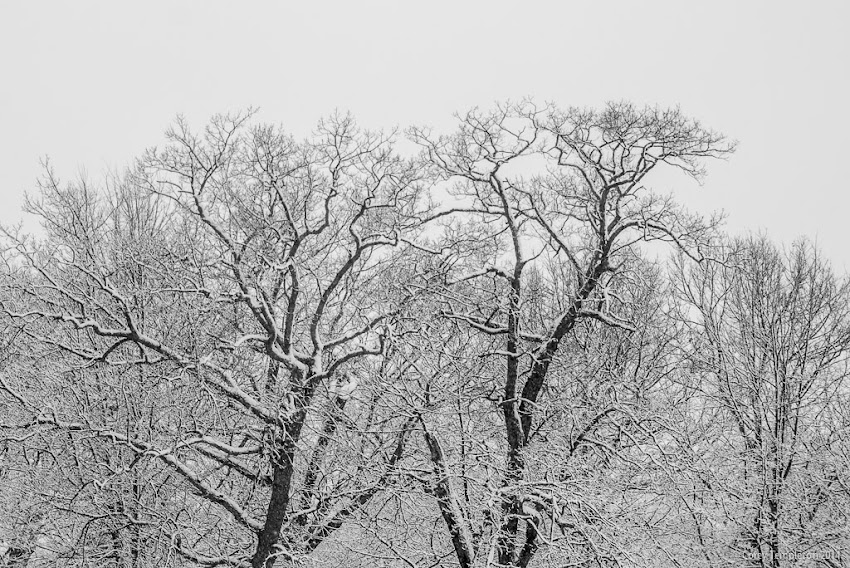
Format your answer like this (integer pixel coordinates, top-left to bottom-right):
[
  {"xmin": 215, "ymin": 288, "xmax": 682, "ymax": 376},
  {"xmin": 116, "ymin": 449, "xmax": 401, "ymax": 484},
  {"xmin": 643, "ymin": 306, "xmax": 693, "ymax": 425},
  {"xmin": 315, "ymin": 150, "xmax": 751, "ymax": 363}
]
[{"xmin": 1, "ymin": 102, "xmax": 848, "ymax": 568}]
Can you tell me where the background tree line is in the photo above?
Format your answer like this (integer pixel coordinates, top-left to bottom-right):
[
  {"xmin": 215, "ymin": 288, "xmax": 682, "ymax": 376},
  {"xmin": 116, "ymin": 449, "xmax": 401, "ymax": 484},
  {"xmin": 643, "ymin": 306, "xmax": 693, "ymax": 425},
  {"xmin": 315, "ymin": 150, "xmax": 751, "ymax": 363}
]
[{"xmin": 1, "ymin": 102, "xmax": 848, "ymax": 568}]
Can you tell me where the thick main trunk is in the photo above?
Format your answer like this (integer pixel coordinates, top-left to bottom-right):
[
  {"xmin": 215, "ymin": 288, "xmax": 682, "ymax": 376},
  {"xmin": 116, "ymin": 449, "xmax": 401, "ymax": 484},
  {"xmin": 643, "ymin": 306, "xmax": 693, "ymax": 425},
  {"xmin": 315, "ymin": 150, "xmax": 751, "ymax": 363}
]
[
  {"xmin": 251, "ymin": 430, "xmax": 299, "ymax": 568},
  {"xmin": 251, "ymin": 367, "xmax": 319, "ymax": 568},
  {"xmin": 766, "ymin": 496, "xmax": 780, "ymax": 568},
  {"xmin": 298, "ymin": 397, "xmax": 347, "ymax": 519},
  {"xmin": 498, "ymin": 275, "xmax": 525, "ymax": 565}
]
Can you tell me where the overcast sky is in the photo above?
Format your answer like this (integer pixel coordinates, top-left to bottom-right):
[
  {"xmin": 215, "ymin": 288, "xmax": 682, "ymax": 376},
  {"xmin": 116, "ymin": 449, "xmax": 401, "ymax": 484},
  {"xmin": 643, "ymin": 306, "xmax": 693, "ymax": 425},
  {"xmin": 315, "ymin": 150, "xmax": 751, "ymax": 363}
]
[{"xmin": 1, "ymin": 1, "xmax": 848, "ymax": 271}]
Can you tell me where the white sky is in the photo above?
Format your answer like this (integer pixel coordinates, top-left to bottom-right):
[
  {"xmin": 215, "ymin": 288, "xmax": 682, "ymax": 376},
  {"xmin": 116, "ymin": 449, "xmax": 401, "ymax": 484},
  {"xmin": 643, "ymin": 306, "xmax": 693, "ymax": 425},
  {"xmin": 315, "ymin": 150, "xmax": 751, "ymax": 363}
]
[{"xmin": 1, "ymin": 1, "xmax": 848, "ymax": 271}]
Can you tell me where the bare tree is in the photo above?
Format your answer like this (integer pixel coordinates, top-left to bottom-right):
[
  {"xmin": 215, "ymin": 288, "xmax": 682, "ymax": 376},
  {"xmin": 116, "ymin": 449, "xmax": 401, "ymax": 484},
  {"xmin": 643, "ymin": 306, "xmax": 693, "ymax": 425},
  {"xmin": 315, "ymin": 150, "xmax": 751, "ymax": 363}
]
[
  {"xmin": 406, "ymin": 101, "xmax": 734, "ymax": 567},
  {"xmin": 19, "ymin": 103, "xmax": 848, "ymax": 568},
  {"xmin": 1, "ymin": 112, "xmax": 430, "ymax": 567},
  {"xmin": 671, "ymin": 237, "xmax": 850, "ymax": 567}
]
